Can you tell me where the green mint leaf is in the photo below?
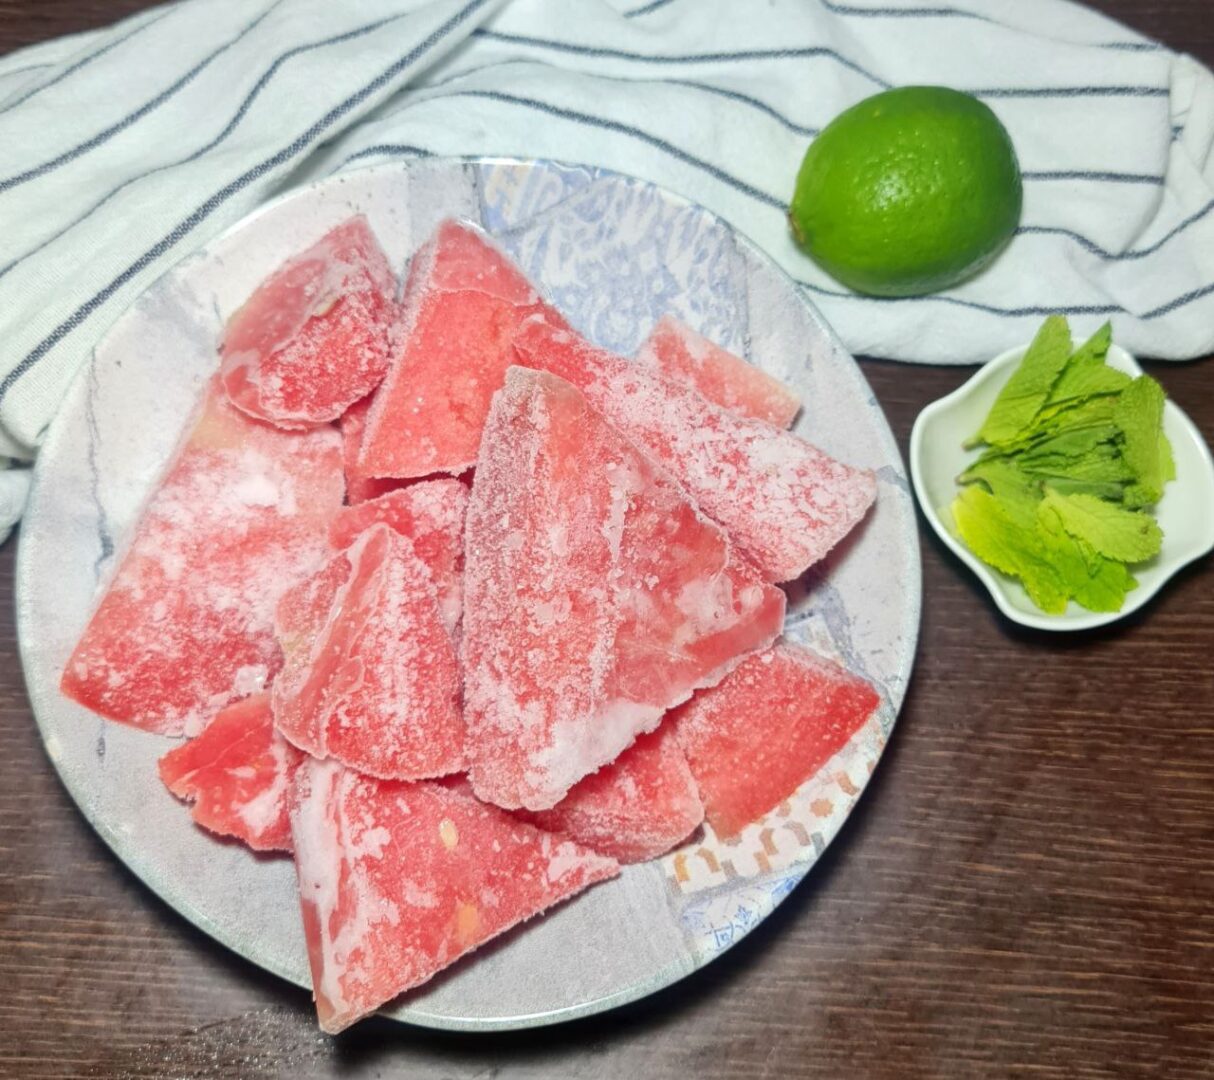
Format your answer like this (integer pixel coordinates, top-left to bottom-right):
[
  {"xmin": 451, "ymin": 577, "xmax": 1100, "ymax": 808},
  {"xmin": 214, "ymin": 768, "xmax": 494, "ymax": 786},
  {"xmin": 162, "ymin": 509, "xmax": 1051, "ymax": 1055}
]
[
  {"xmin": 1039, "ymin": 490, "xmax": 1162, "ymax": 563},
  {"xmin": 1159, "ymin": 432, "xmax": 1177, "ymax": 484},
  {"xmin": 1114, "ymin": 375, "xmax": 1167, "ymax": 507},
  {"xmin": 1037, "ymin": 507, "xmax": 1135, "ymax": 612},
  {"xmin": 975, "ymin": 315, "xmax": 1073, "ymax": 447},
  {"xmin": 951, "ymin": 486, "xmax": 1069, "ymax": 614},
  {"xmin": 1018, "ymin": 425, "xmax": 1121, "ymax": 470},
  {"xmin": 1047, "ymin": 358, "xmax": 1130, "ymax": 406},
  {"xmin": 958, "ymin": 459, "xmax": 1041, "ymax": 521},
  {"xmin": 1065, "ymin": 322, "xmax": 1113, "ymax": 367},
  {"xmin": 1018, "ymin": 443, "xmax": 1133, "ymax": 487}
]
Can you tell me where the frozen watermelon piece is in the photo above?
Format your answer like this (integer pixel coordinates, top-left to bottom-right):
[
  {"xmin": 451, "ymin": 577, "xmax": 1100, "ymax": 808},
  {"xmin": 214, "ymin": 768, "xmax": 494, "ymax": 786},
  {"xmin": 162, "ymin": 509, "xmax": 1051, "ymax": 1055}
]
[
  {"xmin": 291, "ymin": 759, "xmax": 618, "ymax": 1033},
  {"xmin": 339, "ymin": 396, "xmax": 407, "ymax": 504},
  {"xmin": 514, "ymin": 315, "xmax": 875, "ymax": 583},
  {"xmin": 671, "ymin": 642, "xmax": 880, "ymax": 837},
  {"xmin": 275, "ymin": 549, "xmax": 350, "ymax": 668},
  {"xmin": 357, "ymin": 220, "xmax": 571, "ymax": 479},
  {"xmin": 61, "ymin": 383, "xmax": 344, "ymax": 736},
  {"xmin": 328, "ymin": 480, "xmax": 468, "ymax": 636},
  {"xmin": 272, "ymin": 524, "xmax": 465, "ymax": 780},
  {"xmin": 220, "ymin": 216, "xmax": 399, "ymax": 430},
  {"xmin": 158, "ymin": 693, "xmax": 301, "ymax": 852},
  {"xmin": 523, "ymin": 725, "xmax": 703, "ymax": 864},
  {"xmin": 414, "ymin": 217, "xmax": 541, "ymax": 301},
  {"xmin": 462, "ymin": 367, "xmax": 785, "ymax": 812},
  {"xmin": 636, "ymin": 315, "xmax": 801, "ymax": 428}
]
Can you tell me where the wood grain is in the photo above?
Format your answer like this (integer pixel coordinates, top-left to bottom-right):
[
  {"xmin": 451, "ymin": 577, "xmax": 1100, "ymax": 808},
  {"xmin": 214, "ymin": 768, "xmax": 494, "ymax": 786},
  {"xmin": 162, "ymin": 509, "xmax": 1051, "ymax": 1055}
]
[{"xmin": 2, "ymin": 3, "xmax": 1212, "ymax": 1077}]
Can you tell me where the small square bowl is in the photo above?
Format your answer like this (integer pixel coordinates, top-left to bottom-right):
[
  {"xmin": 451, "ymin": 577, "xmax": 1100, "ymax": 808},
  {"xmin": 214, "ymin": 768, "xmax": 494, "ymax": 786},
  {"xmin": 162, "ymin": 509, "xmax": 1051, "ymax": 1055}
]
[{"xmin": 909, "ymin": 343, "xmax": 1214, "ymax": 631}]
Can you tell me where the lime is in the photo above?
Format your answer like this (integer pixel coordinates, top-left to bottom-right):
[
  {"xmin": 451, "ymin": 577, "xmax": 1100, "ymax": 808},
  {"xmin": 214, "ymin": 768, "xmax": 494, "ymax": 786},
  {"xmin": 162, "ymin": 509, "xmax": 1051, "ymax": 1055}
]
[{"xmin": 789, "ymin": 86, "xmax": 1022, "ymax": 297}]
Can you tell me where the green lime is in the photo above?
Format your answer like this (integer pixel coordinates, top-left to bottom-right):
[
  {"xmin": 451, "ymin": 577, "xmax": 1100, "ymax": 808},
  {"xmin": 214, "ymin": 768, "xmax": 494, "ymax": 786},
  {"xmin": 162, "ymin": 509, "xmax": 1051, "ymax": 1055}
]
[{"xmin": 789, "ymin": 86, "xmax": 1022, "ymax": 297}]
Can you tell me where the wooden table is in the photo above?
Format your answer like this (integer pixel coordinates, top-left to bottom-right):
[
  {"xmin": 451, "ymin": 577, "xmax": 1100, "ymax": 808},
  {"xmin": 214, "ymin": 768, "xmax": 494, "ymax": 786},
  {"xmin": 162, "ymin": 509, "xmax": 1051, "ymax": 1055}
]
[{"xmin": 2, "ymin": 2, "xmax": 1211, "ymax": 1076}]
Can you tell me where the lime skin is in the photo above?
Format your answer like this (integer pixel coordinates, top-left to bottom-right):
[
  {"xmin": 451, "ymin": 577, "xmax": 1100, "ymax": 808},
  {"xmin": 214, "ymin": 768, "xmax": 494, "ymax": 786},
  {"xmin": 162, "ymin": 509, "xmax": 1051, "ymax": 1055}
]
[{"xmin": 789, "ymin": 86, "xmax": 1023, "ymax": 298}]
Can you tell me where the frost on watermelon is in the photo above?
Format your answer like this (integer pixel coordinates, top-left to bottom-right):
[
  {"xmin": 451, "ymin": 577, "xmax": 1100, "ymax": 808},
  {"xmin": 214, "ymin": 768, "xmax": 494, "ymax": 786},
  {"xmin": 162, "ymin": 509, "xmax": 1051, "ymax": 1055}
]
[
  {"xmin": 328, "ymin": 480, "xmax": 468, "ymax": 636},
  {"xmin": 220, "ymin": 216, "xmax": 399, "ymax": 429},
  {"xmin": 158, "ymin": 693, "xmax": 301, "ymax": 852},
  {"xmin": 61, "ymin": 383, "xmax": 344, "ymax": 736},
  {"xmin": 290, "ymin": 758, "xmax": 619, "ymax": 1033},
  {"xmin": 357, "ymin": 219, "xmax": 570, "ymax": 480},
  {"xmin": 340, "ymin": 397, "xmax": 407, "ymax": 505},
  {"xmin": 514, "ymin": 315, "xmax": 875, "ymax": 583},
  {"xmin": 671, "ymin": 642, "xmax": 880, "ymax": 838},
  {"xmin": 272, "ymin": 524, "xmax": 465, "ymax": 780},
  {"xmin": 636, "ymin": 315, "xmax": 801, "ymax": 428},
  {"xmin": 523, "ymin": 724, "xmax": 704, "ymax": 864},
  {"xmin": 462, "ymin": 367, "xmax": 785, "ymax": 812}
]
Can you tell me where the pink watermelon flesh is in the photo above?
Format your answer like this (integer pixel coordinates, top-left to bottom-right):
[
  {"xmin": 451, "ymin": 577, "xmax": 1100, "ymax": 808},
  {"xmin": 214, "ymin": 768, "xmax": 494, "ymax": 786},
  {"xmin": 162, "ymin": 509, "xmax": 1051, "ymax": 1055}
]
[
  {"xmin": 61, "ymin": 382, "xmax": 344, "ymax": 736},
  {"xmin": 671, "ymin": 641, "xmax": 880, "ymax": 838},
  {"xmin": 636, "ymin": 315, "xmax": 801, "ymax": 428},
  {"xmin": 357, "ymin": 220, "xmax": 570, "ymax": 480},
  {"xmin": 523, "ymin": 724, "xmax": 704, "ymax": 864},
  {"xmin": 328, "ymin": 480, "xmax": 468, "ymax": 637},
  {"xmin": 158, "ymin": 692, "xmax": 301, "ymax": 852},
  {"xmin": 220, "ymin": 215, "xmax": 399, "ymax": 430},
  {"xmin": 340, "ymin": 396, "xmax": 407, "ymax": 504},
  {"xmin": 272, "ymin": 524, "xmax": 465, "ymax": 780},
  {"xmin": 290, "ymin": 758, "xmax": 619, "ymax": 1033},
  {"xmin": 513, "ymin": 315, "xmax": 876, "ymax": 583},
  {"xmin": 462, "ymin": 366, "xmax": 785, "ymax": 812}
]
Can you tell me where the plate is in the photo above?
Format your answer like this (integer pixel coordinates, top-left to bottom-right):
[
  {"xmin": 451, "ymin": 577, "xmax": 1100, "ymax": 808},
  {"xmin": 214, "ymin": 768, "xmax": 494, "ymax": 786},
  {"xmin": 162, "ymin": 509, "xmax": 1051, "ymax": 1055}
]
[
  {"xmin": 17, "ymin": 158, "xmax": 920, "ymax": 1031},
  {"xmin": 911, "ymin": 341, "xmax": 1214, "ymax": 631}
]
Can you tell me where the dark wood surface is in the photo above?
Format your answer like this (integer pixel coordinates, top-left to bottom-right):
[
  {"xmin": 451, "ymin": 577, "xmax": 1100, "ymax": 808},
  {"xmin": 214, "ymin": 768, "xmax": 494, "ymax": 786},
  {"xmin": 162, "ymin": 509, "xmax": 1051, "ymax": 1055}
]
[{"xmin": 2, "ymin": 2, "xmax": 1212, "ymax": 1077}]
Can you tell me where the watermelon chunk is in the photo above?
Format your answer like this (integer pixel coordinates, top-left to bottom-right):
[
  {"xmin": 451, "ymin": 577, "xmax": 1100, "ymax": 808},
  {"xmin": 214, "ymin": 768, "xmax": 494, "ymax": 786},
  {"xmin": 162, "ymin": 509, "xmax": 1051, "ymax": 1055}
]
[
  {"xmin": 328, "ymin": 480, "xmax": 468, "ymax": 637},
  {"xmin": 220, "ymin": 216, "xmax": 399, "ymax": 430},
  {"xmin": 357, "ymin": 220, "xmax": 569, "ymax": 480},
  {"xmin": 636, "ymin": 315, "xmax": 801, "ymax": 428},
  {"xmin": 272, "ymin": 524, "xmax": 465, "ymax": 780},
  {"xmin": 462, "ymin": 367, "xmax": 785, "ymax": 811},
  {"xmin": 514, "ymin": 315, "xmax": 875, "ymax": 583},
  {"xmin": 340, "ymin": 396, "xmax": 407, "ymax": 505},
  {"xmin": 523, "ymin": 724, "xmax": 704, "ymax": 864},
  {"xmin": 157, "ymin": 693, "xmax": 301, "ymax": 852},
  {"xmin": 290, "ymin": 759, "xmax": 619, "ymax": 1033},
  {"xmin": 671, "ymin": 642, "xmax": 881, "ymax": 837},
  {"xmin": 61, "ymin": 383, "xmax": 344, "ymax": 736}
]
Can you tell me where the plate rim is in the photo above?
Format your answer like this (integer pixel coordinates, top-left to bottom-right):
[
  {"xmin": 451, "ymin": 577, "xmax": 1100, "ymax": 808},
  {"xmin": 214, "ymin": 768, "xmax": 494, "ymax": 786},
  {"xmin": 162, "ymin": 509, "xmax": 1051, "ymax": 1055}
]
[{"xmin": 16, "ymin": 154, "xmax": 922, "ymax": 1032}]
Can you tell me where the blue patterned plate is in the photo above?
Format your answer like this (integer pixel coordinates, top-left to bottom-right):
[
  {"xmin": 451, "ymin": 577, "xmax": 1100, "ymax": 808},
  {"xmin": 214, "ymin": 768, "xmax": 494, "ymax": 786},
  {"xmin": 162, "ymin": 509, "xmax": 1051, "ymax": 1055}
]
[{"xmin": 17, "ymin": 158, "xmax": 920, "ymax": 1031}]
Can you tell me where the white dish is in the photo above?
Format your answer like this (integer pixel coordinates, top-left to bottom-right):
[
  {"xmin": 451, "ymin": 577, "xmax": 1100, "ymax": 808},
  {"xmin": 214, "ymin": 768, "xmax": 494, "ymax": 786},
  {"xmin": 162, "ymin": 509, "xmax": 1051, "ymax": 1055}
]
[
  {"xmin": 17, "ymin": 158, "xmax": 920, "ymax": 1031},
  {"xmin": 910, "ymin": 341, "xmax": 1214, "ymax": 632}
]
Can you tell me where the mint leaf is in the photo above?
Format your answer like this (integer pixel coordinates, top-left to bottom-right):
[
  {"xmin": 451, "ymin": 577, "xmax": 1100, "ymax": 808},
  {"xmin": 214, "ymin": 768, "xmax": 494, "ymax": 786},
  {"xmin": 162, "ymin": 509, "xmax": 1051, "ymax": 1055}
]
[
  {"xmin": 1037, "ymin": 506, "xmax": 1136, "ymax": 612},
  {"xmin": 951, "ymin": 486, "xmax": 1069, "ymax": 614},
  {"xmin": 1047, "ymin": 358, "xmax": 1130, "ymax": 406},
  {"xmin": 1065, "ymin": 322, "xmax": 1113, "ymax": 368},
  {"xmin": 1017, "ymin": 425, "xmax": 1120, "ymax": 471},
  {"xmin": 974, "ymin": 315, "xmax": 1072, "ymax": 447},
  {"xmin": 1159, "ymin": 432, "xmax": 1177, "ymax": 485},
  {"xmin": 1114, "ymin": 375, "xmax": 1167, "ymax": 507},
  {"xmin": 1040, "ymin": 490, "xmax": 1162, "ymax": 563},
  {"xmin": 958, "ymin": 459, "xmax": 1040, "ymax": 521},
  {"xmin": 1037, "ymin": 507, "xmax": 1135, "ymax": 613},
  {"xmin": 1018, "ymin": 443, "xmax": 1133, "ymax": 487}
]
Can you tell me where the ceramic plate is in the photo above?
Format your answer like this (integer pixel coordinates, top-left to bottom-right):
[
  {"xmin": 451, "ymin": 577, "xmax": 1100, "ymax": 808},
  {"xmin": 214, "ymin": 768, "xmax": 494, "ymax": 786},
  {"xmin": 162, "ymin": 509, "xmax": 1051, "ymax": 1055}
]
[{"xmin": 17, "ymin": 158, "xmax": 920, "ymax": 1031}]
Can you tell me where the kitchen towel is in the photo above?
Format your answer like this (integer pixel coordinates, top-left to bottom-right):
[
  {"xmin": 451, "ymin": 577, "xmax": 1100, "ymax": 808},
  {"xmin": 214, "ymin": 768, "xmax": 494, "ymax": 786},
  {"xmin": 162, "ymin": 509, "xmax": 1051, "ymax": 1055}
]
[{"xmin": 0, "ymin": 0, "xmax": 1212, "ymax": 469}]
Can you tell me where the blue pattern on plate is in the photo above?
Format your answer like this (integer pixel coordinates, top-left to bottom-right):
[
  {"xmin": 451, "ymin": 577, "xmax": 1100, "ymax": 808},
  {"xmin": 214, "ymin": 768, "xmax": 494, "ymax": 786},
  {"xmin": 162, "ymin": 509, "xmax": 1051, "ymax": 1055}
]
[
  {"xmin": 680, "ymin": 870, "xmax": 809, "ymax": 955},
  {"xmin": 479, "ymin": 163, "xmax": 749, "ymax": 355}
]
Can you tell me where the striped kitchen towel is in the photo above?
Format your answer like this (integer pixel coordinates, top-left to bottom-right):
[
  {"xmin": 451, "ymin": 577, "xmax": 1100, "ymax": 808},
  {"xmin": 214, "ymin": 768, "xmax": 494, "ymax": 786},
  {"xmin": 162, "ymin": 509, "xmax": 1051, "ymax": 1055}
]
[{"xmin": 0, "ymin": 0, "xmax": 1212, "ymax": 468}]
